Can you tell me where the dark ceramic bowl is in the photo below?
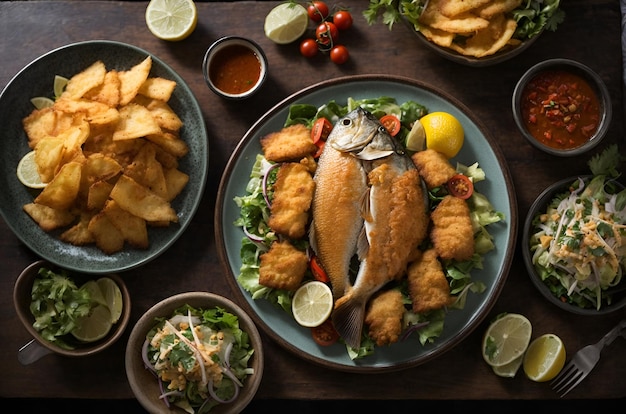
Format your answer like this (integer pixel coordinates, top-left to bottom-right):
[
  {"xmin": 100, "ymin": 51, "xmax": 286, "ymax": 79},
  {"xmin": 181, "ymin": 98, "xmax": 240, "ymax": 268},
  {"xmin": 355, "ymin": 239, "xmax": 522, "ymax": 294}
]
[
  {"xmin": 522, "ymin": 176, "xmax": 626, "ymax": 315},
  {"xmin": 202, "ymin": 36, "xmax": 268, "ymax": 100},
  {"xmin": 0, "ymin": 40, "xmax": 208, "ymax": 274},
  {"xmin": 125, "ymin": 292, "xmax": 264, "ymax": 414},
  {"xmin": 13, "ymin": 260, "xmax": 131, "ymax": 364},
  {"xmin": 512, "ymin": 59, "xmax": 612, "ymax": 157}
]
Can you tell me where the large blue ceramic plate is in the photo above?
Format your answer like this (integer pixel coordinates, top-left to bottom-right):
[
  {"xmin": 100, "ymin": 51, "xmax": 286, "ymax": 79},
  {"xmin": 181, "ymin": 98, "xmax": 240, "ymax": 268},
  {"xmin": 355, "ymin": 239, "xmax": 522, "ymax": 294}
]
[
  {"xmin": 215, "ymin": 75, "xmax": 517, "ymax": 372},
  {"xmin": 0, "ymin": 41, "xmax": 208, "ymax": 274}
]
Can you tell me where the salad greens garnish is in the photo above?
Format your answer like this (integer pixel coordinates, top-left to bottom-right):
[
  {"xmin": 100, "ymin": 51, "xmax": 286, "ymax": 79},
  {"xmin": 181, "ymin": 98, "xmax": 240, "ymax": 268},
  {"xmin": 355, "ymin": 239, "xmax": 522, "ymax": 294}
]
[
  {"xmin": 528, "ymin": 144, "xmax": 626, "ymax": 310},
  {"xmin": 234, "ymin": 96, "xmax": 504, "ymax": 359},
  {"xmin": 144, "ymin": 305, "xmax": 255, "ymax": 414},
  {"xmin": 29, "ymin": 267, "xmax": 93, "ymax": 350},
  {"xmin": 363, "ymin": 0, "xmax": 565, "ymax": 40}
]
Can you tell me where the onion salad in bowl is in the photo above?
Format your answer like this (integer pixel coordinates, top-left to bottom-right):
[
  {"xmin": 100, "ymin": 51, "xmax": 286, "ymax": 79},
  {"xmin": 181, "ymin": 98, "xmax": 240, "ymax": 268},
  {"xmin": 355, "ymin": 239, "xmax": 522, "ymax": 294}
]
[
  {"xmin": 525, "ymin": 144, "xmax": 626, "ymax": 311},
  {"xmin": 141, "ymin": 304, "xmax": 256, "ymax": 413}
]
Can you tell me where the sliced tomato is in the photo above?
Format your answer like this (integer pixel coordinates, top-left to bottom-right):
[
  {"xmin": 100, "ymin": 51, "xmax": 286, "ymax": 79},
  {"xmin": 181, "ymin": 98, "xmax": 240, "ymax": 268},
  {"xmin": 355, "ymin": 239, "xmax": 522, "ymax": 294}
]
[
  {"xmin": 447, "ymin": 174, "xmax": 474, "ymax": 199},
  {"xmin": 380, "ymin": 114, "xmax": 401, "ymax": 136},
  {"xmin": 311, "ymin": 318, "xmax": 340, "ymax": 346},
  {"xmin": 313, "ymin": 140, "xmax": 325, "ymax": 158},
  {"xmin": 311, "ymin": 117, "xmax": 333, "ymax": 144},
  {"xmin": 310, "ymin": 255, "xmax": 329, "ymax": 283}
]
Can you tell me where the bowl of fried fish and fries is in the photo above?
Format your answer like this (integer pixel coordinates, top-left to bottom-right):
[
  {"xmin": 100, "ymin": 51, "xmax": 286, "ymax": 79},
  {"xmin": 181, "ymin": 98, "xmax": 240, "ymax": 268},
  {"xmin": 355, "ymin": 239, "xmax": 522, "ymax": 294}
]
[
  {"xmin": 366, "ymin": 0, "xmax": 565, "ymax": 66},
  {"xmin": 0, "ymin": 41, "xmax": 208, "ymax": 273}
]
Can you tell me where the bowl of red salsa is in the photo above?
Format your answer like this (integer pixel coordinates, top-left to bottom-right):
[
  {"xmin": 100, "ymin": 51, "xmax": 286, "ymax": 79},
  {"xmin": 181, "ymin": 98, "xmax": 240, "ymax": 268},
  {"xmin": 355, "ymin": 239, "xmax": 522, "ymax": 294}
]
[
  {"xmin": 203, "ymin": 36, "xmax": 268, "ymax": 100},
  {"xmin": 512, "ymin": 59, "xmax": 612, "ymax": 157}
]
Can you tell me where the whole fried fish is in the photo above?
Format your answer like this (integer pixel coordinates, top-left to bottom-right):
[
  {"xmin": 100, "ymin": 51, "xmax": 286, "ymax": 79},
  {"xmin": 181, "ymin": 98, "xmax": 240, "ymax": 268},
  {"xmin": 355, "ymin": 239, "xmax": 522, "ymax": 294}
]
[{"xmin": 311, "ymin": 107, "xmax": 429, "ymax": 349}]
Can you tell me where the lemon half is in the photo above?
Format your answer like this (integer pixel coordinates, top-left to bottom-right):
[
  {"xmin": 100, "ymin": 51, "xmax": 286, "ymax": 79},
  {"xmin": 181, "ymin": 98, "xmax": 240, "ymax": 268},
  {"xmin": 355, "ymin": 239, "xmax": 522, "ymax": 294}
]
[
  {"xmin": 523, "ymin": 333, "xmax": 566, "ymax": 382},
  {"xmin": 420, "ymin": 111, "xmax": 464, "ymax": 158},
  {"xmin": 145, "ymin": 0, "xmax": 198, "ymax": 41}
]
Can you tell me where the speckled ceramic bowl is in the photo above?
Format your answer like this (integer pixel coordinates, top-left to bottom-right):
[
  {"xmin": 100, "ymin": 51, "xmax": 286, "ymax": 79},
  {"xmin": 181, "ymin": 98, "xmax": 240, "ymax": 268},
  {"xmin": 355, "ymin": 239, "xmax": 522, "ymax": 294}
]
[
  {"xmin": 512, "ymin": 59, "xmax": 612, "ymax": 157},
  {"xmin": 0, "ymin": 40, "xmax": 208, "ymax": 273},
  {"xmin": 13, "ymin": 260, "xmax": 131, "ymax": 364},
  {"xmin": 125, "ymin": 292, "xmax": 264, "ymax": 414}
]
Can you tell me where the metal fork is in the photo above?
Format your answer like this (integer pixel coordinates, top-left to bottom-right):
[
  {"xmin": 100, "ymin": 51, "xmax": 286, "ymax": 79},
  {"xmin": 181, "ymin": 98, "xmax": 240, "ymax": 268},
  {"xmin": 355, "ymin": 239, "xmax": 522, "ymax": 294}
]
[{"xmin": 551, "ymin": 318, "xmax": 626, "ymax": 398}]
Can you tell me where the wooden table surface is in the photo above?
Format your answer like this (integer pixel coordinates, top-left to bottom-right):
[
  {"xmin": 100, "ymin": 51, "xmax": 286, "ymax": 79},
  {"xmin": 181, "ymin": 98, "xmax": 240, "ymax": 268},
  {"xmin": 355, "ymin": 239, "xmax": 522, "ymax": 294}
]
[{"xmin": 1, "ymin": 0, "xmax": 625, "ymax": 404}]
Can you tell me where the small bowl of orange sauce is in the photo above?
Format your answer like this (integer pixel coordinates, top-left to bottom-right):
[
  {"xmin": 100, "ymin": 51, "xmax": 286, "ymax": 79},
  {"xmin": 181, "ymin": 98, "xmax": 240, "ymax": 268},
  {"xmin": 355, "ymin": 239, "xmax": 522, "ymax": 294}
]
[
  {"xmin": 203, "ymin": 36, "xmax": 268, "ymax": 100},
  {"xmin": 512, "ymin": 59, "xmax": 612, "ymax": 157}
]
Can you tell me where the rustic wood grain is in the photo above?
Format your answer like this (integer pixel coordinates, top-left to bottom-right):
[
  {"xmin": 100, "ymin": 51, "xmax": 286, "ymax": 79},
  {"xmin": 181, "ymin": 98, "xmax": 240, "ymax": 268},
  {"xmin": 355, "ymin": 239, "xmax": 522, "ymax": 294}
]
[{"xmin": 1, "ymin": 0, "xmax": 624, "ymax": 402}]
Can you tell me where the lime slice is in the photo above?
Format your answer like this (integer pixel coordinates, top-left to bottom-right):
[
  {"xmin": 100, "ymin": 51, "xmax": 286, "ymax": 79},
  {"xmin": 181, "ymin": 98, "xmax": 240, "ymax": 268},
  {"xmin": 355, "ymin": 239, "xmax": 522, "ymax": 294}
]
[
  {"xmin": 97, "ymin": 277, "xmax": 124, "ymax": 324},
  {"xmin": 291, "ymin": 281, "xmax": 333, "ymax": 328},
  {"xmin": 264, "ymin": 3, "xmax": 309, "ymax": 44},
  {"xmin": 54, "ymin": 75, "xmax": 68, "ymax": 98},
  {"xmin": 71, "ymin": 304, "xmax": 113, "ymax": 342},
  {"xmin": 405, "ymin": 120, "xmax": 426, "ymax": 152},
  {"xmin": 30, "ymin": 97, "xmax": 54, "ymax": 109},
  {"xmin": 80, "ymin": 280, "xmax": 108, "ymax": 307},
  {"xmin": 16, "ymin": 151, "xmax": 47, "ymax": 189},
  {"xmin": 523, "ymin": 333, "xmax": 566, "ymax": 382},
  {"xmin": 482, "ymin": 313, "xmax": 532, "ymax": 367},
  {"xmin": 492, "ymin": 355, "xmax": 523, "ymax": 378},
  {"xmin": 145, "ymin": 0, "xmax": 198, "ymax": 41}
]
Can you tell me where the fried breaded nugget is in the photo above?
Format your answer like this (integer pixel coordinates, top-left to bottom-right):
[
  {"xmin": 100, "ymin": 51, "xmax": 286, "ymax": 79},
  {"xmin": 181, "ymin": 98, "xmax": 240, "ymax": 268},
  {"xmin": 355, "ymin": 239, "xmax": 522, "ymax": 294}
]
[
  {"xmin": 364, "ymin": 289, "xmax": 406, "ymax": 346},
  {"xmin": 411, "ymin": 149, "xmax": 457, "ymax": 189},
  {"xmin": 407, "ymin": 248, "xmax": 454, "ymax": 313},
  {"xmin": 260, "ymin": 124, "xmax": 317, "ymax": 162},
  {"xmin": 259, "ymin": 240, "xmax": 308, "ymax": 291},
  {"xmin": 430, "ymin": 195, "xmax": 475, "ymax": 261},
  {"xmin": 268, "ymin": 162, "xmax": 315, "ymax": 239}
]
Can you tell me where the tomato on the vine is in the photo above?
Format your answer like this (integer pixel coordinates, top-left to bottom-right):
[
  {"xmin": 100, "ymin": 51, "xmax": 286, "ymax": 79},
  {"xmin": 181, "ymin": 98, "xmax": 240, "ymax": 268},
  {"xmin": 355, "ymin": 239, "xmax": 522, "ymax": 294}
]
[
  {"xmin": 332, "ymin": 10, "xmax": 353, "ymax": 31},
  {"xmin": 311, "ymin": 117, "xmax": 333, "ymax": 143},
  {"xmin": 311, "ymin": 319, "xmax": 340, "ymax": 346},
  {"xmin": 380, "ymin": 114, "xmax": 401, "ymax": 136},
  {"xmin": 316, "ymin": 21, "xmax": 339, "ymax": 46},
  {"xmin": 447, "ymin": 174, "xmax": 474, "ymax": 199},
  {"xmin": 307, "ymin": 1, "xmax": 329, "ymax": 23},
  {"xmin": 330, "ymin": 45, "xmax": 349, "ymax": 64},
  {"xmin": 300, "ymin": 38, "xmax": 319, "ymax": 58}
]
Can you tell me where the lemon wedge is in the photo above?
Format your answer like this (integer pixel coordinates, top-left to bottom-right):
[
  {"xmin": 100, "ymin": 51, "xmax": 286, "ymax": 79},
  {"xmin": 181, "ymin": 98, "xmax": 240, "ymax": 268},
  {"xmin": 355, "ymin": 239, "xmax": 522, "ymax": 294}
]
[
  {"xmin": 17, "ymin": 151, "xmax": 47, "ymax": 189},
  {"xmin": 523, "ymin": 333, "xmax": 566, "ymax": 382},
  {"xmin": 264, "ymin": 3, "xmax": 309, "ymax": 44}
]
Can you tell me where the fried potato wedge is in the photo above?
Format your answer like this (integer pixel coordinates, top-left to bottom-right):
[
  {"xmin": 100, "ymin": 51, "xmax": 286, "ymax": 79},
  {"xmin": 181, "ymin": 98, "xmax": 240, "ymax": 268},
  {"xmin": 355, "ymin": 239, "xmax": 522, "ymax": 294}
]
[
  {"xmin": 88, "ymin": 212, "xmax": 125, "ymax": 254},
  {"xmin": 23, "ymin": 202, "xmax": 75, "ymax": 231},
  {"xmin": 138, "ymin": 77, "xmax": 177, "ymax": 102},
  {"xmin": 112, "ymin": 103, "xmax": 161, "ymax": 141},
  {"xmin": 110, "ymin": 174, "xmax": 178, "ymax": 222},
  {"xmin": 103, "ymin": 199, "xmax": 149, "ymax": 249},
  {"xmin": 118, "ymin": 56, "xmax": 152, "ymax": 106},
  {"xmin": 34, "ymin": 161, "xmax": 82, "ymax": 210},
  {"xmin": 62, "ymin": 60, "xmax": 107, "ymax": 100}
]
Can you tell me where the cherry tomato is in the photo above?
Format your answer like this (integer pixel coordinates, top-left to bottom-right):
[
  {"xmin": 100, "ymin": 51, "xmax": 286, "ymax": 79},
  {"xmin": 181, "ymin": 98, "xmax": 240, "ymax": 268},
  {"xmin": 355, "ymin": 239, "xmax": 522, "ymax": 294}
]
[
  {"xmin": 307, "ymin": 1, "xmax": 329, "ymax": 23},
  {"xmin": 380, "ymin": 114, "xmax": 401, "ymax": 136},
  {"xmin": 447, "ymin": 174, "xmax": 474, "ymax": 199},
  {"xmin": 332, "ymin": 10, "xmax": 353, "ymax": 31},
  {"xmin": 313, "ymin": 140, "xmax": 326, "ymax": 158},
  {"xmin": 311, "ymin": 319, "xmax": 340, "ymax": 346},
  {"xmin": 330, "ymin": 45, "xmax": 349, "ymax": 64},
  {"xmin": 316, "ymin": 22, "xmax": 339, "ymax": 46},
  {"xmin": 310, "ymin": 255, "xmax": 330, "ymax": 283},
  {"xmin": 300, "ymin": 38, "xmax": 318, "ymax": 58},
  {"xmin": 311, "ymin": 117, "xmax": 333, "ymax": 143}
]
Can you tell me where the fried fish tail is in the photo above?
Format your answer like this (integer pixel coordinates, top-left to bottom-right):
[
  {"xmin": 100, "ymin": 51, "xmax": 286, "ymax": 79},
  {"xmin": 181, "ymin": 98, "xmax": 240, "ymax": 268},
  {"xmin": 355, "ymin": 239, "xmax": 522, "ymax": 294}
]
[{"xmin": 332, "ymin": 290, "xmax": 368, "ymax": 349}]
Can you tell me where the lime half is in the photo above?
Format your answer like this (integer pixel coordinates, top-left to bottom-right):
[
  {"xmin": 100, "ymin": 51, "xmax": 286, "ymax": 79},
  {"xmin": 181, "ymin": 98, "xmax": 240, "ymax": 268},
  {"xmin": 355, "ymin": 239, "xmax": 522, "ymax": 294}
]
[{"xmin": 97, "ymin": 277, "xmax": 124, "ymax": 324}]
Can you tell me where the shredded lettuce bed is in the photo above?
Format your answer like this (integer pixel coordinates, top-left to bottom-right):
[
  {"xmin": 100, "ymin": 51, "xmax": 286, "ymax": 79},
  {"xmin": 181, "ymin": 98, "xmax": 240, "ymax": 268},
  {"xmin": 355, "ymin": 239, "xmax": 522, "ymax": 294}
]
[{"xmin": 234, "ymin": 96, "xmax": 505, "ymax": 359}]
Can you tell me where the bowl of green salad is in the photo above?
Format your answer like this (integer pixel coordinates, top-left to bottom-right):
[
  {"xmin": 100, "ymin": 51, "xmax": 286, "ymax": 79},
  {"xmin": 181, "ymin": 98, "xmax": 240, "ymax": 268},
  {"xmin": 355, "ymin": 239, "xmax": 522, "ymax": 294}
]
[
  {"xmin": 522, "ymin": 145, "xmax": 626, "ymax": 315},
  {"xmin": 125, "ymin": 292, "xmax": 264, "ymax": 414}
]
